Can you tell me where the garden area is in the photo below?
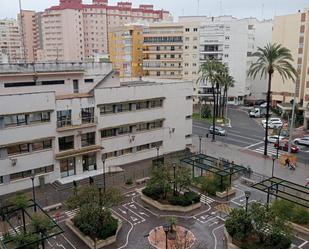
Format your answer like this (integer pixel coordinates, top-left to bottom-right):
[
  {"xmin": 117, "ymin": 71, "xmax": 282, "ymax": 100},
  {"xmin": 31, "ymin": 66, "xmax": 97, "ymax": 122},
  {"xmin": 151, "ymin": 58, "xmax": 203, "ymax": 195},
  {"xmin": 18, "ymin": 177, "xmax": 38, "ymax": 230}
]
[
  {"xmin": 65, "ymin": 184, "xmax": 123, "ymax": 248},
  {"xmin": 193, "ymin": 173, "xmax": 231, "ymax": 195},
  {"xmin": 141, "ymin": 164, "xmax": 200, "ymax": 207},
  {"xmin": 225, "ymin": 202, "xmax": 294, "ymax": 249}
]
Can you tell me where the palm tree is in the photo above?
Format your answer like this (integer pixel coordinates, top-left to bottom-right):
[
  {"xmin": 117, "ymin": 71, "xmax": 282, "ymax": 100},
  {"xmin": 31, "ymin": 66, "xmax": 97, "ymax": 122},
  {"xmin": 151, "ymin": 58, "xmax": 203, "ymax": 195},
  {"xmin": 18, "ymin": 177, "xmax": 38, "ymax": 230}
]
[
  {"xmin": 248, "ymin": 43, "xmax": 297, "ymax": 156},
  {"xmin": 218, "ymin": 72, "xmax": 235, "ymax": 118},
  {"xmin": 198, "ymin": 60, "xmax": 225, "ymax": 141}
]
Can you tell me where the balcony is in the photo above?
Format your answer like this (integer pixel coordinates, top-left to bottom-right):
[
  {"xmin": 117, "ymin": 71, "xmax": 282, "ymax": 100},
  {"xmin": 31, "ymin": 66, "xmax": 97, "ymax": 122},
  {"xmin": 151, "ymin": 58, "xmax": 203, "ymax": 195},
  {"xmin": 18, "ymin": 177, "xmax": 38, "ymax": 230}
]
[{"xmin": 55, "ymin": 145, "xmax": 103, "ymax": 160}]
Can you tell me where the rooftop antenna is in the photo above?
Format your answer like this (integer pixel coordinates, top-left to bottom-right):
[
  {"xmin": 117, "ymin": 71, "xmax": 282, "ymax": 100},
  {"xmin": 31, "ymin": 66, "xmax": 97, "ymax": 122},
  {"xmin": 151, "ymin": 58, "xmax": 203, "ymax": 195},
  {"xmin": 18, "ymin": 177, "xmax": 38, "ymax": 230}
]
[{"xmin": 19, "ymin": 0, "xmax": 27, "ymax": 64}]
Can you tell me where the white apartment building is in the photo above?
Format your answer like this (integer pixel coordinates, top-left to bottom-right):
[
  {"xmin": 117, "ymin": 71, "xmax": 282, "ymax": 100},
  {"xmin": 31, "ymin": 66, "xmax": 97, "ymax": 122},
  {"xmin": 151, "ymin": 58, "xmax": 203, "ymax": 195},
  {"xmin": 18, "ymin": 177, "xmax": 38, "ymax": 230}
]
[
  {"xmin": 180, "ymin": 16, "xmax": 273, "ymax": 104},
  {"xmin": 0, "ymin": 19, "xmax": 23, "ymax": 63},
  {"xmin": 0, "ymin": 62, "xmax": 193, "ymax": 195}
]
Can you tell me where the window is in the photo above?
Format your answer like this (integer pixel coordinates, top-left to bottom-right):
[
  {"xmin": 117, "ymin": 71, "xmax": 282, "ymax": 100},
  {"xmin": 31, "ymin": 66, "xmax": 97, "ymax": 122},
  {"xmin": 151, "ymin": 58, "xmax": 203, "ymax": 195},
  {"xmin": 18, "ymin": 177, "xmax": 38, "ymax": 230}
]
[
  {"xmin": 171, "ymin": 46, "xmax": 175, "ymax": 51},
  {"xmin": 0, "ymin": 176, "xmax": 3, "ymax": 184},
  {"xmin": 101, "ymin": 128, "xmax": 117, "ymax": 138},
  {"xmin": 150, "ymin": 99, "xmax": 163, "ymax": 108},
  {"xmin": 84, "ymin": 78, "xmax": 94, "ymax": 83},
  {"xmin": 185, "ymin": 63, "xmax": 189, "ymax": 67},
  {"xmin": 100, "ymin": 104, "xmax": 114, "ymax": 115},
  {"xmin": 10, "ymin": 170, "xmax": 32, "ymax": 181},
  {"xmin": 41, "ymin": 80, "xmax": 65, "ymax": 85},
  {"xmin": 29, "ymin": 112, "xmax": 51, "ymax": 124},
  {"xmin": 186, "ymin": 115, "xmax": 192, "ymax": 120},
  {"xmin": 81, "ymin": 132, "xmax": 95, "ymax": 147},
  {"xmin": 149, "ymin": 120, "xmax": 163, "ymax": 129},
  {"xmin": 136, "ymin": 123, "xmax": 148, "ymax": 132},
  {"xmin": 81, "ymin": 107, "xmax": 94, "ymax": 124},
  {"xmin": 225, "ymin": 36, "xmax": 230, "ymax": 40},
  {"xmin": 73, "ymin": 79, "xmax": 79, "ymax": 93},
  {"xmin": 185, "ymin": 28, "xmax": 190, "ymax": 32},
  {"xmin": 193, "ymin": 28, "xmax": 198, "ymax": 32},
  {"xmin": 171, "ymin": 54, "xmax": 175, "ymax": 58},
  {"xmin": 185, "ymin": 46, "xmax": 189, "ymax": 49},
  {"xmin": 34, "ymin": 165, "xmax": 54, "ymax": 175},
  {"xmin": 156, "ymin": 54, "xmax": 161, "ymax": 60},
  {"xmin": 186, "ymin": 96, "xmax": 192, "ymax": 100},
  {"xmin": 32, "ymin": 139, "xmax": 52, "ymax": 151},
  {"xmin": 193, "ymin": 63, "xmax": 197, "ymax": 66},
  {"xmin": 7, "ymin": 143, "xmax": 29, "ymax": 155},
  {"xmin": 57, "ymin": 110, "xmax": 72, "ymax": 128},
  {"xmin": 185, "ymin": 37, "xmax": 189, "ymax": 41},
  {"xmin": 58, "ymin": 136, "xmax": 74, "ymax": 151},
  {"xmin": 4, "ymin": 82, "xmax": 36, "ymax": 88},
  {"xmin": 123, "ymin": 148, "xmax": 132, "ymax": 155},
  {"xmin": 60, "ymin": 157, "xmax": 76, "ymax": 178},
  {"xmin": 136, "ymin": 101, "xmax": 149, "ymax": 110},
  {"xmin": 118, "ymin": 126, "xmax": 132, "ymax": 135},
  {"xmin": 118, "ymin": 103, "xmax": 131, "ymax": 112},
  {"xmin": 83, "ymin": 154, "xmax": 96, "ymax": 171},
  {"xmin": 4, "ymin": 114, "xmax": 28, "ymax": 127},
  {"xmin": 150, "ymin": 141, "xmax": 163, "ymax": 148},
  {"xmin": 137, "ymin": 144, "xmax": 149, "ymax": 151}
]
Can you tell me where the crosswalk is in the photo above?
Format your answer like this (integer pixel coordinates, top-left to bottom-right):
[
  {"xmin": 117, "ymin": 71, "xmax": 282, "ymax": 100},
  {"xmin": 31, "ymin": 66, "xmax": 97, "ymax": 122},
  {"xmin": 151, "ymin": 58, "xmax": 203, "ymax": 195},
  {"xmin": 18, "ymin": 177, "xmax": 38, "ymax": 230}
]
[
  {"xmin": 200, "ymin": 194, "xmax": 215, "ymax": 205},
  {"xmin": 252, "ymin": 145, "xmax": 285, "ymax": 157},
  {"xmin": 0, "ymin": 226, "xmax": 21, "ymax": 240},
  {"xmin": 65, "ymin": 208, "xmax": 79, "ymax": 219}
]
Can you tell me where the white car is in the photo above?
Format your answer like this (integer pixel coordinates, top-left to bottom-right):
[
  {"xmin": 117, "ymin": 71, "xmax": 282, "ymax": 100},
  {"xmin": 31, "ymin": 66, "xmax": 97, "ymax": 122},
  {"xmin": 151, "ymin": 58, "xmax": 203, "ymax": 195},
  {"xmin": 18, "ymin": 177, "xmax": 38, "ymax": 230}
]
[
  {"xmin": 261, "ymin": 118, "xmax": 282, "ymax": 126},
  {"xmin": 260, "ymin": 102, "xmax": 267, "ymax": 108},
  {"xmin": 266, "ymin": 135, "xmax": 285, "ymax": 143},
  {"xmin": 294, "ymin": 137, "xmax": 309, "ymax": 146},
  {"xmin": 263, "ymin": 120, "xmax": 283, "ymax": 129}
]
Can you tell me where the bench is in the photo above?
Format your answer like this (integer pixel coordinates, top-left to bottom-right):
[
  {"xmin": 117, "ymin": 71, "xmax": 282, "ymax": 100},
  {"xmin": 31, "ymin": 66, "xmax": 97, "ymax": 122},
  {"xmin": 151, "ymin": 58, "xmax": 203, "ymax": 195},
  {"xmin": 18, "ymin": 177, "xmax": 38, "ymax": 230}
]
[
  {"xmin": 136, "ymin": 177, "xmax": 150, "ymax": 185},
  {"xmin": 43, "ymin": 203, "xmax": 62, "ymax": 212},
  {"xmin": 240, "ymin": 177, "xmax": 256, "ymax": 186}
]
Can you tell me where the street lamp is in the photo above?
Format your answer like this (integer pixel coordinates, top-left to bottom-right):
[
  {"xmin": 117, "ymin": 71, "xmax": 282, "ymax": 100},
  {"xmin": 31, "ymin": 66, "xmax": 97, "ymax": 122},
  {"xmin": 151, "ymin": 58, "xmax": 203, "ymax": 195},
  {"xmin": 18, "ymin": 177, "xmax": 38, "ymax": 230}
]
[
  {"xmin": 156, "ymin": 146, "xmax": 160, "ymax": 158},
  {"xmin": 271, "ymin": 154, "xmax": 276, "ymax": 177},
  {"xmin": 173, "ymin": 163, "xmax": 176, "ymax": 196},
  {"xmin": 163, "ymin": 224, "xmax": 170, "ymax": 249},
  {"xmin": 30, "ymin": 174, "xmax": 37, "ymax": 212},
  {"xmin": 199, "ymin": 135, "xmax": 202, "ymax": 154},
  {"xmin": 245, "ymin": 191, "xmax": 251, "ymax": 213},
  {"xmin": 102, "ymin": 154, "xmax": 107, "ymax": 193},
  {"xmin": 276, "ymin": 126, "xmax": 283, "ymax": 159}
]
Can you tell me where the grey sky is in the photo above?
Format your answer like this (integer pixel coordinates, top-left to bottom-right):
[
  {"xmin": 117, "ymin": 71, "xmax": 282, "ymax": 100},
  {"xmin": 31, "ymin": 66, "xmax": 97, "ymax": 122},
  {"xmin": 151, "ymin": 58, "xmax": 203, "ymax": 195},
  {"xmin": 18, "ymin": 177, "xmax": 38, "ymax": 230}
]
[{"xmin": 1, "ymin": 0, "xmax": 309, "ymax": 20}]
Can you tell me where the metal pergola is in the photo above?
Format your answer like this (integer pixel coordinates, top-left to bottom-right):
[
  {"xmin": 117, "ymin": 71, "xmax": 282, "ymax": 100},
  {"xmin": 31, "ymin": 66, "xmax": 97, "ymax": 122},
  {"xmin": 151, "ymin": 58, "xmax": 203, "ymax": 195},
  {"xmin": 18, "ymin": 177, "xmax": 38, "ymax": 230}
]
[
  {"xmin": 0, "ymin": 199, "xmax": 64, "ymax": 249},
  {"xmin": 180, "ymin": 153, "xmax": 247, "ymax": 188},
  {"xmin": 252, "ymin": 177, "xmax": 309, "ymax": 208}
]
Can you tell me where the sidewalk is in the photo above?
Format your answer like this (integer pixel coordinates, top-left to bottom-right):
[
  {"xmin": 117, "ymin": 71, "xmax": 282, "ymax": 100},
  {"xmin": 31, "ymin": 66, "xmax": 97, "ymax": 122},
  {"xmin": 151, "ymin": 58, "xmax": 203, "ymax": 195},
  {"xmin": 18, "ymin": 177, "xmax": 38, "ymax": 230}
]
[{"xmin": 193, "ymin": 136, "xmax": 309, "ymax": 186}]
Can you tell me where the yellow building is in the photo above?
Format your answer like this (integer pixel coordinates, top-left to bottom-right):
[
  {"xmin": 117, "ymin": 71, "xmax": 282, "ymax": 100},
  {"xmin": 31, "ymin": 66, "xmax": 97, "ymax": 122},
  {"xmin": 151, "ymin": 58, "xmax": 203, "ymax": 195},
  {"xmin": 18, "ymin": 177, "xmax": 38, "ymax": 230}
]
[
  {"xmin": 109, "ymin": 25, "xmax": 144, "ymax": 78},
  {"xmin": 272, "ymin": 8, "xmax": 309, "ymax": 128}
]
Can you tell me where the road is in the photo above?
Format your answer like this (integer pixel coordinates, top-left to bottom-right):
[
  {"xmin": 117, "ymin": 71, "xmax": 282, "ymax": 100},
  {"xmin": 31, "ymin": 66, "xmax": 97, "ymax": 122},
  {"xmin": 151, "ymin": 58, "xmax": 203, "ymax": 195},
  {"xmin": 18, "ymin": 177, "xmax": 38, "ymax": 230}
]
[{"xmin": 193, "ymin": 108, "xmax": 309, "ymax": 164}]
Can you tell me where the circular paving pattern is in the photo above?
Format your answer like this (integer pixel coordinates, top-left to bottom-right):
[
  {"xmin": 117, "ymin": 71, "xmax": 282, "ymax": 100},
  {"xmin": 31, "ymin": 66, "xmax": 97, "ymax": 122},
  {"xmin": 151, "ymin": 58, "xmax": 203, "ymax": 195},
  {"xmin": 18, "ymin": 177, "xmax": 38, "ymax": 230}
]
[{"xmin": 148, "ymin": 225, "xmax": 195, "ymax": 249}]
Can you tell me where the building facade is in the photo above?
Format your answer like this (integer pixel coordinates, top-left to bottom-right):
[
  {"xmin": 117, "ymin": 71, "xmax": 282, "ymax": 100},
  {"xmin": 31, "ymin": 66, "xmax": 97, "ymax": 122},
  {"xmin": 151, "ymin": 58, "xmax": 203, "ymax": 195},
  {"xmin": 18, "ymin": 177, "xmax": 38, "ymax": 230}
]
[
  {"xmin": 109, "ymin": 25, "xmax": 144, "ymax": 78},
  {"xmin": 180, "ymin": 16, "xmax": 272, "ymax": 104},
  {"xmin": 0, "ymin": 19, "xmax": 23, "ymax": 63},
  {"xmin": 37, "ymin": 0, "xmax": 171, "ymax": 62},
  {"xmin": 0, "ymin": 62, "xmax": 192, "ymax": 195}
]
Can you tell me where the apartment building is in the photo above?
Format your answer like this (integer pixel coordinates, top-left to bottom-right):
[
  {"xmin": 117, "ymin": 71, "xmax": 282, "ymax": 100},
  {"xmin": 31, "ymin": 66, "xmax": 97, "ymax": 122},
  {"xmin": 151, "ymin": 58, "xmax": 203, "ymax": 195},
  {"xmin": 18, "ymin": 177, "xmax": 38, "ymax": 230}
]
[
  {"xmin": 0, "ymin": 62, "xmax": 193, "ymax": 195},
  {"xmin": 180, "ymin": 16, "xmax": 272, "ymax": 104},
  {"xmin": 109, "ymin": 25, "xmax": 144, "ymax": 78},
  {"xmin": 0, "ymin": 19, "xmax": 22, "ymax": 63},
  {"xmin": 18, "ymin": 10, "xmax": 43, "ymax": 63},
  {"xmin": 37, "ymin": 0, "xmax": 171, "ymax": 62},
  {"xmin": 271, "ymin": 9, "xmax": 309, "ymax": 128}
]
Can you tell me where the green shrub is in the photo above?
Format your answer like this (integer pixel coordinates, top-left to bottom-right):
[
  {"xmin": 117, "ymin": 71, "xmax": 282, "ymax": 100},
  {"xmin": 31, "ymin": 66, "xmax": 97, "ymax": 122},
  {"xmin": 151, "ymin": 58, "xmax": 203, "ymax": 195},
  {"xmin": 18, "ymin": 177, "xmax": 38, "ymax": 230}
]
[
  {"xmin": 265, "ymin": 233, "xmax": 291, "ymax": 249},
  {"xmin": 168, "ymin": 191, "xmax": 200, "ymax": 207},
  {"xmin": 201, "ymin": 105, "xmax": 212, "ymax": 118},
  {"xmin": 142, "ymin": 186, "xmax": 163, "ymax": 200},
  {"xmin": 292, "ymin": 206, "xmax": 309, "ymax": 225},
  {"xmin": 271, "ymin": 200, "xmax": 295, "ymax": 220},
  {"xmin": 73, "ymin": 206, "xmax": 118, "ymax": 240},
  {"xmin": 184, "ymin": 191, "xmax": 200, "ymax": 203}
]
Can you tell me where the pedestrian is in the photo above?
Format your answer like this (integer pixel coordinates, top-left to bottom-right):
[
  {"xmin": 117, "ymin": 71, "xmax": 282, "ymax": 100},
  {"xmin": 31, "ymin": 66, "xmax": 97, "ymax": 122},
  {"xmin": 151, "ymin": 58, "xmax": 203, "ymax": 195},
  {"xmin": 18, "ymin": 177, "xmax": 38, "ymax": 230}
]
[
  {"xmin": 289, "ymin": 162, "xmax": 296, "ymax": 170},
  {"xmin": 284, "ymin": 158, "xmax": 290, "ymax": 168},
  {"xmin": 305, "ymin": 176, "xmax": 309, "ymax": 187}
]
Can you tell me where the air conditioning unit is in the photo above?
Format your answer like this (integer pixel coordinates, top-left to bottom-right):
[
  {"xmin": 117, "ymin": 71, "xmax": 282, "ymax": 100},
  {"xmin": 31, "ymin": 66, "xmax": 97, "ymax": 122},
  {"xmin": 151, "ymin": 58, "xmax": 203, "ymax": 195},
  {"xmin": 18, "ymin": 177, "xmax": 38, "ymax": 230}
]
[{"xmin": 10, "ymin": 158, "xmax": 17, "ymax": 166}]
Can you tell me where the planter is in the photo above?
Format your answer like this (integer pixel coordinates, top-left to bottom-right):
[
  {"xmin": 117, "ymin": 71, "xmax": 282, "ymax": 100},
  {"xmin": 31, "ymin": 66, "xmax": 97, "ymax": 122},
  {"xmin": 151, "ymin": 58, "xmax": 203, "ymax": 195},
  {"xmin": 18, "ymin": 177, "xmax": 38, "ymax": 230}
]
[
  {"xmin": 141, "ymin": 193, "xmax": 201, "ymax": 212},
  {"xmin": 66, "ymin": 215, "xmax": 122, "ymax": 249},
  {"xmin": 216, "ymin": 187, "xmax": 236, "ymax": 198}
]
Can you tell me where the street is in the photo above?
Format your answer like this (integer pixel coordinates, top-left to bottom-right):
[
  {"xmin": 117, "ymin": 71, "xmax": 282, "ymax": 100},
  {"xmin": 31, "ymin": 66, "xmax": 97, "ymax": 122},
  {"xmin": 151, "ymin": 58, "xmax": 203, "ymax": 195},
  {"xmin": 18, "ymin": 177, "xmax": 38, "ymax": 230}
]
[{"xmin": 193, "ymin": 108, "xmax": 309, "ymax": 164}]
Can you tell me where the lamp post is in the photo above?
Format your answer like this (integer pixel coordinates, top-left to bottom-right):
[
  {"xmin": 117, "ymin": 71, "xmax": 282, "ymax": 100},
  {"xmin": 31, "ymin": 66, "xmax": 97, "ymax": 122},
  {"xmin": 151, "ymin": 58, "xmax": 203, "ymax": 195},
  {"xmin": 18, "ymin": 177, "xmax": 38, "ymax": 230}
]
[
  {"xmin": 30, "ymin": 174, "xmax": 37, "ymax": 212},
  {"xmin": 156, "ymin": 146, "xmax": 160, "ymax": 158},
  {"xmin": 163, "ymin": 224, "xmax": 170, "ymax": 249},
  {"xmin": 276, "ymin": 126, "xmax": 283, "ymax": 159},
  {"xmin": 173, "ymin": 163, "xmax": 176, "ymax": 196},
  {"xmin": 102, "ymin": 154, "xmax": 106, "ymax": 193},
  {"xmin": 199, "ymin": 135, "xmax": 202, "ymax": 154},
  {"xmin": 245, "ymin": 191, "xmax": 251, "ymax": 213},
  {"xmin": 271, "ymin": 154, "xmax": 276, "ymax": 177}
]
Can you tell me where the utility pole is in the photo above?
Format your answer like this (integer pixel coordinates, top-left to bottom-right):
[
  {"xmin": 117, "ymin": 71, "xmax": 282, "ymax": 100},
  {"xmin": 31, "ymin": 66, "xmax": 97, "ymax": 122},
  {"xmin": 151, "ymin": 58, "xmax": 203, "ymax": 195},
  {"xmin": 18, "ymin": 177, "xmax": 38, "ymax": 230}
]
[{"xmin": 288, "ymin": 82, "xmax": 297, "ymax": 153}]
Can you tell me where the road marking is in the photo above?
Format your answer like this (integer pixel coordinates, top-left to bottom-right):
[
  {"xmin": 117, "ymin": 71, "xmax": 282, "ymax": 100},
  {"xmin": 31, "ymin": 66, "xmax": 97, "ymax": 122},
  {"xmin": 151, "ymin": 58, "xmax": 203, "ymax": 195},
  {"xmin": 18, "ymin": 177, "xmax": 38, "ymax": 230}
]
[
  {"xmin": 118, "ymin": 208, "xmax": 127, "ymax": 214},
  {"xmin": 244, "ymin": 141, "xmax": 263, "ymax": 149},
  {"xmin": 300, "ymin": 241, "xmax": 308, "ymax": 248},
  {"xmin": 208, "ymin": 221, "xmax": 219, "ymax": 227},
  {"xmin": 130, "ymin": 216, "xmax": 138, "ymax": 222},
  {"xmin": 129, "ymin": 204, "xmax": 137, "ymax": 209},
  {"xmin": 139, "ymin": 212, "xmax": 149, "ymax": 217},
  {"xmin": 212, "ymin": 224, "xmax": 225, "ymax": 249},
  {"xmin": 61, "ymin": 234, "xmax": 77, "ymax": 249}
]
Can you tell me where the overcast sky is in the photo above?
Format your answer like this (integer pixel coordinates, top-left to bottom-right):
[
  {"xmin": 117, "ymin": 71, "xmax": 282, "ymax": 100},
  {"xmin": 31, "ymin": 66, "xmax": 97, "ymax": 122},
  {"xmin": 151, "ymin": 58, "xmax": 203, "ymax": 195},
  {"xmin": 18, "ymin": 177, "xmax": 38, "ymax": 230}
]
[{"xmin": 1, "ymin": 0, "xmax": 309, "ymax": 20}]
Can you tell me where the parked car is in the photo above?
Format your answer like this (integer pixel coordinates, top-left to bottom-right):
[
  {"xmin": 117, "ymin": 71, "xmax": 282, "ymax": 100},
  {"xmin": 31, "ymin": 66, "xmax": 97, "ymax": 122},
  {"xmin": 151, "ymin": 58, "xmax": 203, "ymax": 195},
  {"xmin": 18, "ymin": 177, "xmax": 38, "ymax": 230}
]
[
  {"xmin": 294, "ymin": 137, "xmax": 309, "ymax": 146},
  {"xmin": 249, "ymin": 107, "xmax": 266, "ymax": 118},
  {"xmin": 274, "ymin": 142, "xmax": 299, "ymax": 153},
  {"xmin": 266, "ymin": 135, "xmax": 285, "ymax": 143},
  {"xmin": 260, "ymin": 102, "xmax": 267, "ymax": 108},
  {"xmin": 209, "ymin": 126, "xmax": 226, "ymax": 136},
  {"xmin": 261, "ymin": 117, "xmax": 282, "ymax": 126},
  {"xmin": 263, "ymin": 120, "xmax": 283, "ymax": 129}
]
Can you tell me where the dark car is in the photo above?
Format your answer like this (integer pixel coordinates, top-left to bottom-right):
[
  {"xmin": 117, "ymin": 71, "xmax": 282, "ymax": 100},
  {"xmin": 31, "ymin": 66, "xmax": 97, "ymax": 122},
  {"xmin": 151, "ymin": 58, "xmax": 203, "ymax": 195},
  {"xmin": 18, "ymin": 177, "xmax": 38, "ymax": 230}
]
[{"xmin": 274, "ymin": 142, "xmax": 299, "ymax": 153}]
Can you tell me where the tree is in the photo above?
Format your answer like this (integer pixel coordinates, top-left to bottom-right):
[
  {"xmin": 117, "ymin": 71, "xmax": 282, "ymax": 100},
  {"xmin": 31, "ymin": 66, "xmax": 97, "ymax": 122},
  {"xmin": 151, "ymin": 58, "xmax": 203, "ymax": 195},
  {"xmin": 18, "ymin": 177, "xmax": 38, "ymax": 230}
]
[
  {"xmin": 225, "ymin": 209, "xmax": 253, "ymax": 242},
  {"xmin": 174, "ymin": 165, "xmax": 192, "ymax": 195},
  {"xmin": 12, "ymin": 194, "xmax": 28, "ymax": 233},
  {"xmin": 218, "ymin": 72, "xmax": 235, "ymax": 118},
  {"xmin": 201, "ymin": 105, "xmax": 211, "ymax": 119},
  {"xmin": 198, "ymin": 60, "xmax": 226, "ymax": 141},
  {"xmin": 248, "ymin": 43, "xmax": 297, "ymax": 156},
  {"xmin": 146, "ymin": 165, "xmax": 171, "ymax": 199}
]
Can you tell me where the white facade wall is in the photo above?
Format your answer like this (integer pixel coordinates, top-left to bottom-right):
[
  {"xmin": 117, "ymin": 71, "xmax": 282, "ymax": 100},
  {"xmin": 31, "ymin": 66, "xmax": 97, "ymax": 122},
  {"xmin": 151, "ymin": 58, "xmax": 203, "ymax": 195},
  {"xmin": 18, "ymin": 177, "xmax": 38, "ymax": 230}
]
[{"xmin": 0, "ymin": 62, "xmax": 192, "ymax": 195}]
